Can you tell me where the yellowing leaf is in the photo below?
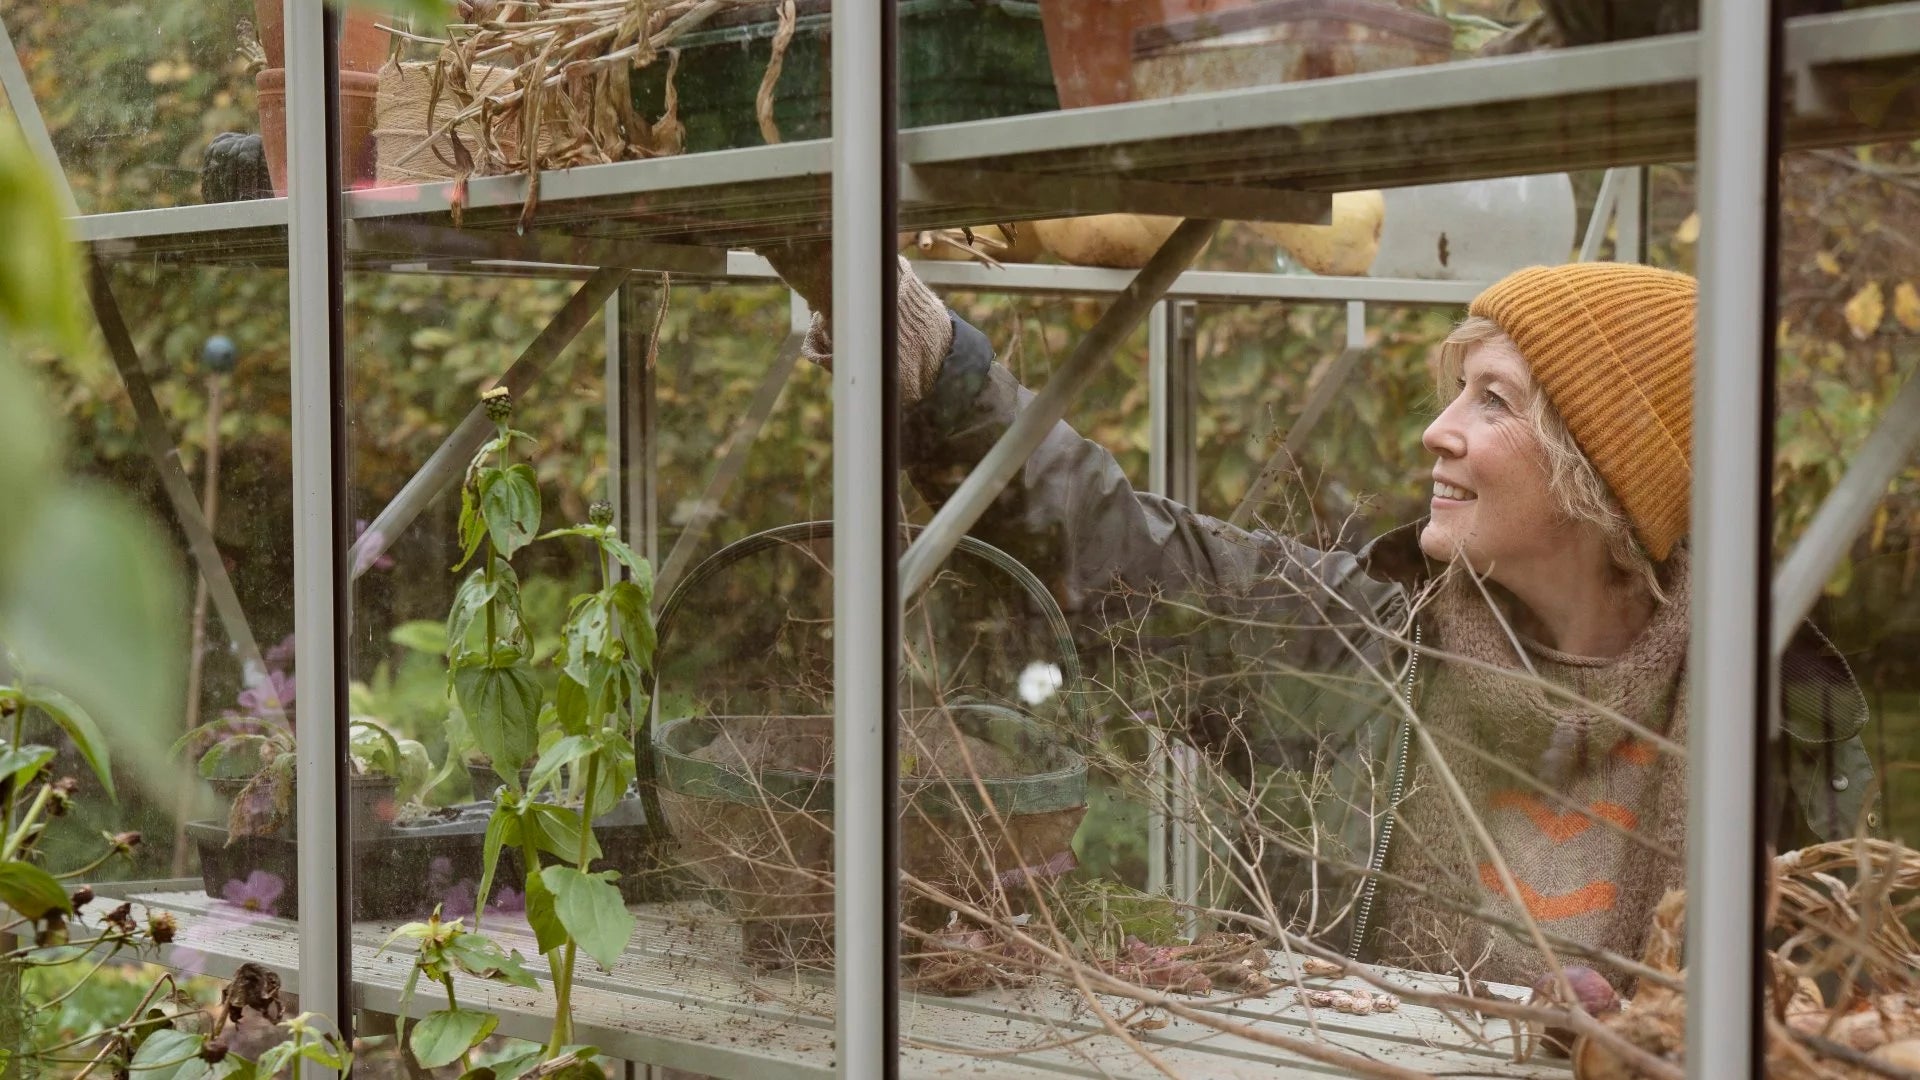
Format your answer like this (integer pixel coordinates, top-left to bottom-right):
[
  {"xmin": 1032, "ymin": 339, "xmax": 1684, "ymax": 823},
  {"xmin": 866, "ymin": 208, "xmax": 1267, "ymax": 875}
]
[
  {"xmin": 1845, "ymin": 281, "xmax": 1885, "ymax": 340},
  {"xmin": 1674, "ymin": 211, "xmax": 1700, "ymax": 245},
  {"xmin": 1894, "ymin": 281, "xmax": 1920, "ymax": 332},
  {"xmin": 1816, "ymin": 251, "xmax": 1842, "ymax": 276}
]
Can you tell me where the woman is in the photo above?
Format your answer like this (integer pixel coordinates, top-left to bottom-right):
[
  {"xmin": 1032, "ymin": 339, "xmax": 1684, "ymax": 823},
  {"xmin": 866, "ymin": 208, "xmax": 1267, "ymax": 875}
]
[{"xmin": 772, "ymin": 252, "xmax": 1875, "ymax": 986}]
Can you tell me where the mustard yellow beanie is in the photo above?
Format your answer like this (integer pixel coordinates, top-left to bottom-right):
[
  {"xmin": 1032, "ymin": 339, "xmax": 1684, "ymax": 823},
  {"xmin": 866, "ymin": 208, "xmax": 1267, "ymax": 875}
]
[{"xmin": 1469, "ymin": 263, "xmax": 1698, "ymax": 561}]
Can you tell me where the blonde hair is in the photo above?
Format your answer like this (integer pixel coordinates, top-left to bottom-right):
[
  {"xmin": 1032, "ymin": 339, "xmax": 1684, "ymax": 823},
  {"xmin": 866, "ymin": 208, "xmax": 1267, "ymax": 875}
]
[{"xmin": 1434, "ymin": 316, "xmax": 1667, "ymax": 603}]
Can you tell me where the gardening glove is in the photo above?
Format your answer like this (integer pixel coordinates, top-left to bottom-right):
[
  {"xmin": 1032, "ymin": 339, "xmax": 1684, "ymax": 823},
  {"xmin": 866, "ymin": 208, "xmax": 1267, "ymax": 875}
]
[{"xmin": 760, "ymin": 240, "xmax": 954, "ymax": 408}]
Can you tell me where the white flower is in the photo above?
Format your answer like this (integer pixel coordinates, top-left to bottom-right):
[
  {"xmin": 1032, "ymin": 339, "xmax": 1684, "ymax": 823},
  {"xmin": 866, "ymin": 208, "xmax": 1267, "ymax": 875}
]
[{"xmin": 1016, "ymin": 661, "xmax": 1063, "ymax": 706}]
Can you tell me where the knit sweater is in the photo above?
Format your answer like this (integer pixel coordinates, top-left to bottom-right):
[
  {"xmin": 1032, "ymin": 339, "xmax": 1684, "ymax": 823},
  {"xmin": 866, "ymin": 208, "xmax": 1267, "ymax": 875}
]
[{"xmin": 1373, "ymin": 558, "xmax": 1691, "ymax": 988}]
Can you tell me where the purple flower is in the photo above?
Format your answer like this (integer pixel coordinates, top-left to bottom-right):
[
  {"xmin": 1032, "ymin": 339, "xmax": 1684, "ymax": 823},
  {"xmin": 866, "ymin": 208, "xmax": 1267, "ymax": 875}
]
[
  {"xmin": 220, "ymin": 870, "xmax": 286, "ymax": 916},
  {"xmin": 439, "ymin": 880, "xmax": 479, "ymax": 920},
  {"xmin": 353, "ymin": 520, "xmax": 396, "ymax": 575},
  {"xmin": 439, "ymin": 879, "xmax": 525, "ymax": 919},
  {"xmin": 264, "ymin": 634, "xmax": 297, "ymax": 671},
  {"xmin": 236, "ymin": 670, "xmax": 295, "ymax": 715}
]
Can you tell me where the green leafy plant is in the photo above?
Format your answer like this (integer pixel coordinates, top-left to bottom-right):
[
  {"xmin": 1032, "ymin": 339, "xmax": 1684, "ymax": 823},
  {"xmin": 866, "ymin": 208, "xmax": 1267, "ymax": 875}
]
[
  {"xmin": 427, "ymin": 387, "xmax": 654, "ymax": 1059},
  {"xmin": 380, "ymin": 907, "xmax": 537, "ymax": 1074},
  {"xmin": 173, "ymin": 713, "xmax": 430, "ymax": 838}
]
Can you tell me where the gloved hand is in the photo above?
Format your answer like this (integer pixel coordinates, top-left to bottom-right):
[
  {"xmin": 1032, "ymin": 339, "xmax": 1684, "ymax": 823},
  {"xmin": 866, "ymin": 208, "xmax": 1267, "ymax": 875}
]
[{"xmin": 759, "ymin": 239, "xmax": 955, "ymax": 406}]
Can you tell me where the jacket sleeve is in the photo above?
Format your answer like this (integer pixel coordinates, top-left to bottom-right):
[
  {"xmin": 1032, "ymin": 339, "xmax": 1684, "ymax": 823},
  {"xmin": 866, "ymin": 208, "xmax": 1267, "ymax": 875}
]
[
  {"xmin": 1776, "ymin": 623, "xmax": 1881, "ymax": 843},
  {"xmin": 902, "ymin": 314, "xmax": 1408, "ymax": 771},
  {"xmin": 905, "ymin": 315, "xmax": 1398, "ymax": 616}
]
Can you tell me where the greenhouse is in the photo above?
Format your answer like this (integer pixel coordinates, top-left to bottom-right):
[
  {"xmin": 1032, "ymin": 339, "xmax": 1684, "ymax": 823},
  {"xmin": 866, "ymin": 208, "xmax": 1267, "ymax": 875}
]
[{"xmin": 0, "ymin": 0, "xmax": 1916, "ymax": 1075}]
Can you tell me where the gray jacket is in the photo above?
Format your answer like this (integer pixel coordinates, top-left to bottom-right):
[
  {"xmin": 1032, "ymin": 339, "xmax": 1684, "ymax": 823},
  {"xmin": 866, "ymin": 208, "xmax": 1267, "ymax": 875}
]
[{"xmin": 906, "ymin": 314, "xmax": 1879, "ymax": 956}]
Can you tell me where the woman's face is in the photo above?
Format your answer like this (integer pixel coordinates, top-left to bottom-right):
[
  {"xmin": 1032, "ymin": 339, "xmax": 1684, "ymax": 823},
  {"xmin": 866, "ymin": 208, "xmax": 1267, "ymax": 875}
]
[{"xmin": 1419, "ymin": 338, "xmax": 1576, "ymax": 577}]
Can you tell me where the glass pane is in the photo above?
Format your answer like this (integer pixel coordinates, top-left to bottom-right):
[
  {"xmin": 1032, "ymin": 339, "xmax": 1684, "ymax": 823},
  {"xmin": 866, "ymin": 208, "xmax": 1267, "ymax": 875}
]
[
  {"xmin": 867, "ymin": 0, "xmax": 1848, "ymax": 1071},
  {"xmin": 345, "ymin": 164, "xmax": 837, "ymax": 1080},
  {"xmin": 6, "ymin": 0, "xmax": 259, "ymax": 214},
  {"xmin": 1, "ymin": 0, "xmax": 312, "ymax": 1067},
  {"xmin": 1763, "ymin": 74, "xmax": 1920, "ymax": 1078},
  {"xmin": 343, "ymin": 271, "xmax": 627, "ymax": 1076}
]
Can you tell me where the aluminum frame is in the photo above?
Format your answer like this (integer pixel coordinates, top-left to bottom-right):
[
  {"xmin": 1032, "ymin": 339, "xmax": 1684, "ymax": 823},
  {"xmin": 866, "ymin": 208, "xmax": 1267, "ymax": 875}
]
[
  {"xmin": 12, "ymin": 0, "xmax": 1918, "ymax": 1068},
  {"xmin": 1687, "ymin": 1, "xmax": 1776, "ymax": 1073},
  {"xmin": 831, "ymin": 0, "xmax": 890, "ymax": 1072},
  {"xmin": 285, "ymin": 0, "xmax": 344, "ymax": 1038}
]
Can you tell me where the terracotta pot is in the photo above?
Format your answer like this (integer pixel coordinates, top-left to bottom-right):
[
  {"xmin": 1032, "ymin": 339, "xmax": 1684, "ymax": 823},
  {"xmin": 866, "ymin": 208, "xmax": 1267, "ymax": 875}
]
[
  {"xmin": 254, "ymin": 0, "xmax": 284, "ymax": 69},
  {"xmin": 1036, "ymin": 0, "xmax": 1254, "ymax": 108},
  {"xmin": 338, "ymin": 8, "xmax": 391, "ymax": 73},
  {"xmin": 255, "ymin": 68, "xmax": 380, "ymax": 196},
  {"xmin": 251, "ymin": 1, "xmax": 388, "ymax": 72}
]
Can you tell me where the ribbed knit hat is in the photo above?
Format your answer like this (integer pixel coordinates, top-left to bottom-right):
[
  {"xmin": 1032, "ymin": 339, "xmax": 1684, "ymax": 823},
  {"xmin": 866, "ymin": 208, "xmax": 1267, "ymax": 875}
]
[{"xmin": 1469, "ymin": 263, "xmax": 1698, "ymax": 561}]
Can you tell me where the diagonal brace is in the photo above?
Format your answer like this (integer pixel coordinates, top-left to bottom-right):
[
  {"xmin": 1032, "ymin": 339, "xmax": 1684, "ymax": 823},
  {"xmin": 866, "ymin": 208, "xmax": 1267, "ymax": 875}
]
[
  {"xmin": 1231, "ymin": 301, "xmax": 1368, "ymax": 528},
  {"xmin": 85, "ymin": 256, "xmax": 271, "ymax": 685},
  {"xmin": 655, "ymin": 331, "xmax": 804, "ymax": 599},
  {"xmin": 899, "ymin": 219, "xmax": 1220, "ymax": 596},
  {"xmin": 1772, "ymin": 360, "xmax": 1920, "ymax": 658},
  {"xmin": 348, "ymin": 266, "xmax": 631, "ymax": 578}
]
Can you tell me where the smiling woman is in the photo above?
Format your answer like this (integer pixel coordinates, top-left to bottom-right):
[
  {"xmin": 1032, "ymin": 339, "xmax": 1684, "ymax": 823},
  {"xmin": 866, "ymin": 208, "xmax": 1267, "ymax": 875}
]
[{"xmin": 770, "ymin": 251, "xmax": 1878, "ymax": 993}]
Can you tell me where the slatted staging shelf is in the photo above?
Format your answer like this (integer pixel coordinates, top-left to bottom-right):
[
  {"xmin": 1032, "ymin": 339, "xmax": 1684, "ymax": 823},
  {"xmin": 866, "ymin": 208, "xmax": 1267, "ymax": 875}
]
[
  {"xmin": 73, "ymin": 4, "xmax": 1920, "ymax": 268},
  {"xmin": 103, "ymin": 887, "xmax": 1567, "ymax": 1080}
]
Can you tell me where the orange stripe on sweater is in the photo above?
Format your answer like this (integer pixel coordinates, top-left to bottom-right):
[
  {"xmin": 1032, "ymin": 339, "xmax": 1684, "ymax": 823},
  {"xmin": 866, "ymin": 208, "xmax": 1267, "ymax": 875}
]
[
  {"xmin": 1478, "ymin": 864, "xmax": 1618, "ymax": 921},
  {"xmin": 1611, "ymin": 737, "xmax": 1658, "ymax": 766},
  {"xmin": 1489, "ymin": 791, "xmax": 1640, "ymax": 842}
]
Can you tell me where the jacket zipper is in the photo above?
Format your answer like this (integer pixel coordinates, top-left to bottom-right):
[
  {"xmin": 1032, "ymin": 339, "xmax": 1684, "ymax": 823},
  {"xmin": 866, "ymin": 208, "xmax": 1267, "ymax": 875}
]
[{"xmin": 1347, "ymin": 625, "xmax": 1420, "ymax": 959}]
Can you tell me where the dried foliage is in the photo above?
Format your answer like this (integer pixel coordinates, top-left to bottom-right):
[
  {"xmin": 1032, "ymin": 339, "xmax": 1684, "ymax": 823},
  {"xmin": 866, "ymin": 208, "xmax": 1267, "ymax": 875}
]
[
  {"xmin": 381, "ymin": 0, "xmax": 802, "ymax": 197},
  {"xmin": 1573, "ymin": 842, "xmax": 1920, "ymax": 1080}
]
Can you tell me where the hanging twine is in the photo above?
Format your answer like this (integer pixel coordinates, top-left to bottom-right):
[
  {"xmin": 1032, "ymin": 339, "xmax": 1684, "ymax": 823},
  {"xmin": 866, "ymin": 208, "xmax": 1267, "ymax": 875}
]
[{"xmin": 754, "ymin": 0, "xmax": 797, "ymax": 144}]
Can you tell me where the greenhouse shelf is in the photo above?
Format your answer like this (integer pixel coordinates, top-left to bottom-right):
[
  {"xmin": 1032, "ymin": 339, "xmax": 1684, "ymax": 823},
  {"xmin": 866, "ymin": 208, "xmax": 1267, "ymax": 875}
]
[
  {"xmin": 90, "ymin": 886, "xmax": 1567, "ymax": 1080},
  {"xmin": 66, "ymin": 3, "xmax": 1920, "ymax": 261}
]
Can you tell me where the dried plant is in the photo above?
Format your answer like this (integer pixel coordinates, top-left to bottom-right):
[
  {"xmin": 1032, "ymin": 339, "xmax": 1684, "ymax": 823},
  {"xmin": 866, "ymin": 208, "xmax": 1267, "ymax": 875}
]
[{"xmin": 381, "ymin": 0, "xmax": 798, "ymax": 226}]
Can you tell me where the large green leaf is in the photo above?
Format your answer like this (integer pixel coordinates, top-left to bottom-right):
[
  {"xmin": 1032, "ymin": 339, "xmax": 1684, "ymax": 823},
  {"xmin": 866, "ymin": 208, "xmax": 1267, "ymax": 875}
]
[
  {"xmin": 445, "ymin": 931, "xmax": 538, "ymax": 989},
  {"xmin": 525, "ymin": 802, "xmax": 600, "ymax": 863},
  {"xmin": 561, "ymin": 594, "xmax": 611, "ymax": 688},
  {"xmin": 0, "ymin": 860, "xmax": 71, "ymax": 920},
  {"xmin": 0, "ymin": 487, "xmax": 184, "ymax": 805},
  {"xmin": 24, "ymin": 687, "xmax": 113, "ymax": 798},
  {"xmin": 474, "ymin": 1046, "xmax": 543, "ymax": 1080},
  {"xmin": 479, "ymin": 464, "xmax": 541, "ymax": 559},
  {"xmin": 522, "ymin": 865, "xmax": 565, "ymax": 955},
  {"xmin": 249, "ymin": 1043, "xmax": 297, "ymax": 1080},
  {"xmin": 589, "ymin": 732, "xmax": 636, "ymax": 815},
  {"xmin": 551, "ymin": 675, "xmax": 588, "ymax": 737},
  {"xmin": 540, "ymin": 866, "xmax": 634, "ymax": 969},
  {"xmin": 607, "ymin": 579, "xmax": 655, "ymax": 675},
  {"xmin": 474, "ymin": 801, "xmax": 521, "ymax": 931},
  {"xmin": 446, "ymin": 559, "xmax": 523, "ymax": 664},
  {"xmin": 445, "ymin": 565, "xmax": 500, "ymax": 661},
  {"xmin": 455, "ymin": 482, "xmax": 485, "ymax": 571},
  {"xmin": 128, "ymin": 1029, "xmax": 205, "ymax": 1080},
  {"xmin": 410, "ymin": 1008, "xmax": 498, "ymax": 1070},
  {"xmin": 0, "ymin": 125, "xmax": 84, "ymax": 359},
  {"xmin": 603, "ymin": 537, "xmax": 652, "ymax": 595},
  {"xmin": 452, "ymin": 662, "xmax": 541, "ymax": 781},
  {"xmin": 0, "ymin": 745, "xmax": 53, "ymax": 794},
  {"xmin": 528, "ymin": 735, "xmax": 595, "ymax": 797}
]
